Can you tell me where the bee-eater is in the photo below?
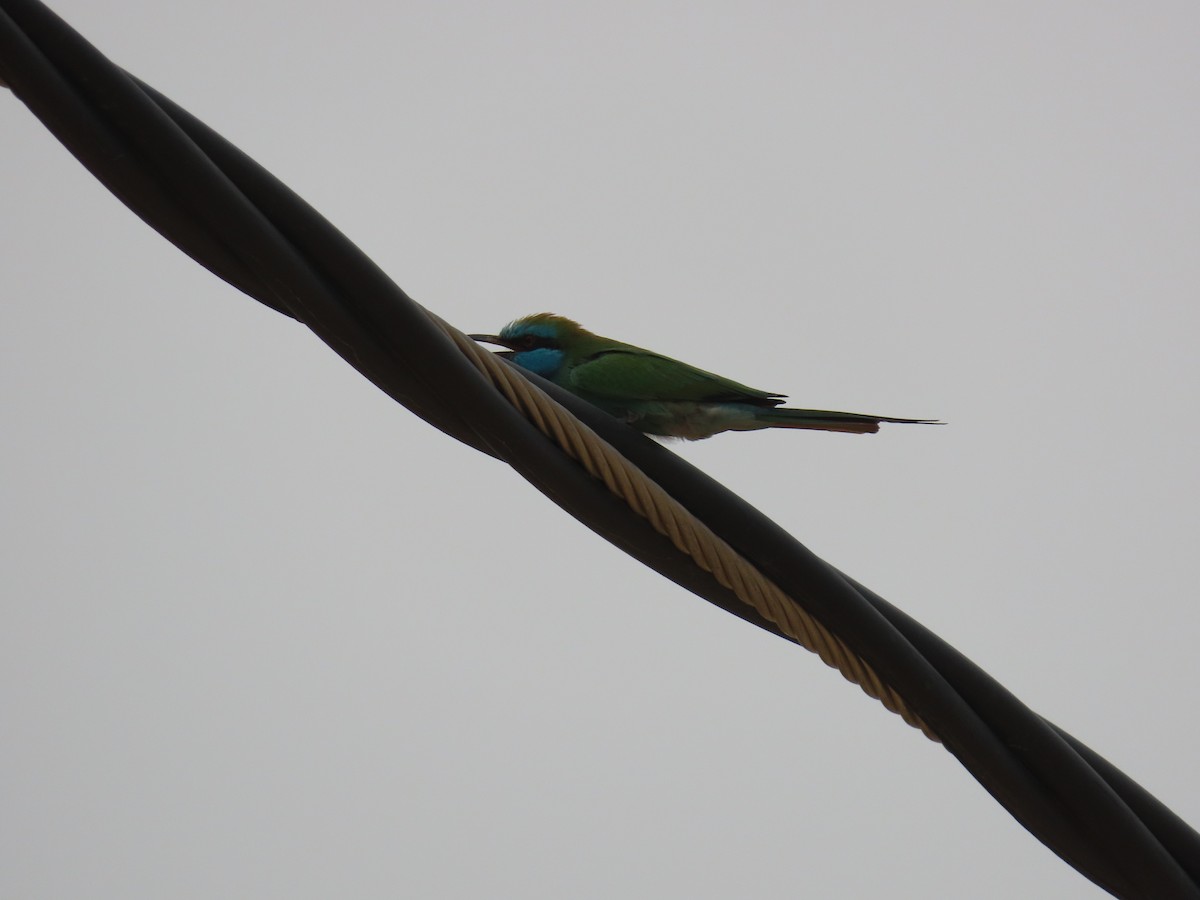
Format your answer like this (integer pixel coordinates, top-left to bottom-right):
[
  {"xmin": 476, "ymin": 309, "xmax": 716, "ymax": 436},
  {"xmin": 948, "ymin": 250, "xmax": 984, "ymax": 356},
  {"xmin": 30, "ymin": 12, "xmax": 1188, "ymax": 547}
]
[{"xmin": 470, "ymin": 313, "xmax": 938, "ymax": 440}]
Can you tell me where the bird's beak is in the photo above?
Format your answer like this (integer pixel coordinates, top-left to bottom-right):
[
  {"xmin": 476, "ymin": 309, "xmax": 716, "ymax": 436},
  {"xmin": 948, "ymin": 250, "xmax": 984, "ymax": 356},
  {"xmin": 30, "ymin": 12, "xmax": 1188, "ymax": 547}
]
[{"xmin": 468, "ymin": 334, "xmax": 517, "ymax": 359}]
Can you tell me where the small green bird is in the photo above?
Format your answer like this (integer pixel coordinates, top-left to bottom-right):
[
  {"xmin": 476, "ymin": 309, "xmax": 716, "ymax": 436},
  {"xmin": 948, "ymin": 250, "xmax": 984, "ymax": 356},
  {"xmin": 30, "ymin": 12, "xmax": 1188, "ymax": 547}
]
[{"xmin": 470, "ymin": 313, "xmax": 937, "ymax": 440}]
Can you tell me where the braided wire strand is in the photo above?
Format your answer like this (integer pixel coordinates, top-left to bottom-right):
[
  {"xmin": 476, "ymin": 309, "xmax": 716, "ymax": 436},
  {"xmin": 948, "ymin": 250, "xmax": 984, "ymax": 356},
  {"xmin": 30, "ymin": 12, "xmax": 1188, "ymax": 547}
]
[{"xmin": 439, "ymin": 316, "xmax": 939, "ymax": 742}]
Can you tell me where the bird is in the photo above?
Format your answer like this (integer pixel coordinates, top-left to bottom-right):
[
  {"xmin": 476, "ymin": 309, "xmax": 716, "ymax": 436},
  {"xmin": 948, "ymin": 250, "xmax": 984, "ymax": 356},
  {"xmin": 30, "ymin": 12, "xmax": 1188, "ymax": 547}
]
[{"xmin": 469, "ymin": 313, "xmax": 939, "ymax": 440}]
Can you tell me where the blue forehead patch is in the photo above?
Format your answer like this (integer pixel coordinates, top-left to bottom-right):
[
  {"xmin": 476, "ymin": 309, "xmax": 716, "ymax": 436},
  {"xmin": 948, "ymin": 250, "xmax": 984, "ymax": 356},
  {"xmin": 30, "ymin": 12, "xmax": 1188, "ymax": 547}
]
[{"xmin": 501, "ymin": 320, "xmax": 559, "ymax": 340}]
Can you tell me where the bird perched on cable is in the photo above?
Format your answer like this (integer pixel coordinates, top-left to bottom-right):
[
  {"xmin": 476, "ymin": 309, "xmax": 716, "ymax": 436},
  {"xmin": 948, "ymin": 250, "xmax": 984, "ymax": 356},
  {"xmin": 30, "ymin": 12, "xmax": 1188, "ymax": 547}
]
[{"xmin": 470, "ymin": 313, "xmax": 938, "ymax": 441}]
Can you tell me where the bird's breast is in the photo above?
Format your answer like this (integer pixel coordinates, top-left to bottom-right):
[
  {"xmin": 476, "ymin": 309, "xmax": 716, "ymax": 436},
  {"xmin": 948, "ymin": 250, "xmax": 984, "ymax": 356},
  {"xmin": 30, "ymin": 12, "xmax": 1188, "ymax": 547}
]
[{"xmin": 510, "ymin": 347, "xmax": 566, "ymax": 378}]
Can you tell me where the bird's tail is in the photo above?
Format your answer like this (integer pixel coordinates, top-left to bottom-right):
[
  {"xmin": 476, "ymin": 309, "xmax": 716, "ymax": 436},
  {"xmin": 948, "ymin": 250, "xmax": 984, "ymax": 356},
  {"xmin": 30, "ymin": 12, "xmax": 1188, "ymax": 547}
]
[{"xmin": 754, "ymin": 407, "xmax": 941, "ymax": 434}]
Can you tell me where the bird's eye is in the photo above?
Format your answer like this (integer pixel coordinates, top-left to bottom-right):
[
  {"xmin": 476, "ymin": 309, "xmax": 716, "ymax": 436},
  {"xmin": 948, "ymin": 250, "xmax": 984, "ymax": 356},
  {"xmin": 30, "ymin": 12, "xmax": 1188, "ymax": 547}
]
[{"xmin": 518, "ymin": 335, "xmax": 538, "ymax": 350}]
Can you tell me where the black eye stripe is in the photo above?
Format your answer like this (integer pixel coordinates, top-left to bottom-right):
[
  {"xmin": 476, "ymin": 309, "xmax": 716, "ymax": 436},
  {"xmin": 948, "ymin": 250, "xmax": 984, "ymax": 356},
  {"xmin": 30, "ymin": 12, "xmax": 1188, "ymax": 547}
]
[{"xmin": 516, "ymin": 335, "xmax": 556, "ymax": 350}]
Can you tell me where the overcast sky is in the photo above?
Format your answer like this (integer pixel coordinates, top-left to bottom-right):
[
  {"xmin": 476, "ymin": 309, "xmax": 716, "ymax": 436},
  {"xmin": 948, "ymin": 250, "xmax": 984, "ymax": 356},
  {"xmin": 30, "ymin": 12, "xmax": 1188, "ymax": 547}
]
[{"xmin": 4, "ymin": 2, "xmax": 1199, "ymax": 897}]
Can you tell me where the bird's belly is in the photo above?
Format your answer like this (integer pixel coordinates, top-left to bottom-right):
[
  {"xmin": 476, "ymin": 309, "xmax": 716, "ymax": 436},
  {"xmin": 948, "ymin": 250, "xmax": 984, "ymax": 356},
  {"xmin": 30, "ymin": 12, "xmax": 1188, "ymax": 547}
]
[{"xmin": 618, "ymin": 401, "xmax": 765, "ymax": 441}]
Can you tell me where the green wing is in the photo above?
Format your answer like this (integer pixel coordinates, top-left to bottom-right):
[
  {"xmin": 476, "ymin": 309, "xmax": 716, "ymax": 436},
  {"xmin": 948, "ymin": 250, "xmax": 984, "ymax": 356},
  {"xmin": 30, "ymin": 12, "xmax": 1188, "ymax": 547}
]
[{"xmin": 567, "ymin": 349, "xmax": 784, "ymax": 405}]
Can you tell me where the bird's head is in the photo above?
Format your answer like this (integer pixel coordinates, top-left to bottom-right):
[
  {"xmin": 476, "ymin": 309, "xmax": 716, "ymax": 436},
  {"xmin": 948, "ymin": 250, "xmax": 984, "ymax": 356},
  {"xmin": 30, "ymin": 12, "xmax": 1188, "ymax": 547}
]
[{"xmin": 470, "ymin": 313, "xmax": 590, "ymax": 378}]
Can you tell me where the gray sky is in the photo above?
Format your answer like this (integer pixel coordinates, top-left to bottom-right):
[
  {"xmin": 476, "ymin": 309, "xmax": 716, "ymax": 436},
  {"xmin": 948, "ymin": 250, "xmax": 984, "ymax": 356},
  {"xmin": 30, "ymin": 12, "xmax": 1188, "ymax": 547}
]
[{"xmin": 3, "ymin": 2, "xmax": 1199, "ymax": 897}]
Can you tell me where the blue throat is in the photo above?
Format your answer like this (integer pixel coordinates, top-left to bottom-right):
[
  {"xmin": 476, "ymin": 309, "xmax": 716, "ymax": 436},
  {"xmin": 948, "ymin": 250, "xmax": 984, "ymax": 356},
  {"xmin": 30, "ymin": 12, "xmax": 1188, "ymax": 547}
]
[{"xmin": 510, "ymin": 347, "xmax": 565, "ymax": 378}]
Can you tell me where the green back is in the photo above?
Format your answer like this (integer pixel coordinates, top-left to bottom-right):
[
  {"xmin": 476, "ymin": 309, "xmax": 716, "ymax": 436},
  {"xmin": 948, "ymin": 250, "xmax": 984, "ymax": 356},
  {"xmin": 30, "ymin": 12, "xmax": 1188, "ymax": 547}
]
[{"xmin": 565, "ymin": 346, "xmax": 784, "ymax": 406}]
